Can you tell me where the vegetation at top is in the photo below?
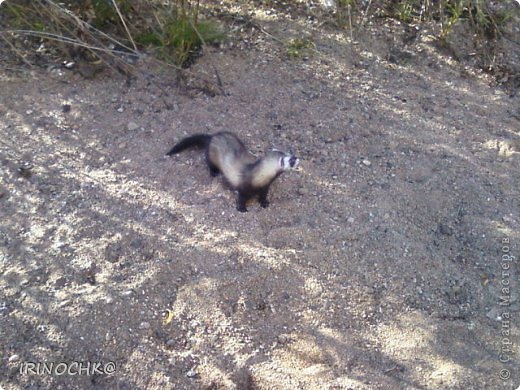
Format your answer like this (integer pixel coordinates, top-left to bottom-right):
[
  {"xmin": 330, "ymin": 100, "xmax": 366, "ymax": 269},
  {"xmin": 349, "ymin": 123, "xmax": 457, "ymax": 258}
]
[{"xmin": 0, "ymin": 0, "xmax": 516, "ymax": 74}]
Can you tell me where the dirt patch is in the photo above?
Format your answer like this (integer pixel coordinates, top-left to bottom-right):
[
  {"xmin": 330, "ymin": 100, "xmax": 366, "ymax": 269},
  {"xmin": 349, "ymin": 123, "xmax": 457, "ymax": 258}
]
[{"xmin": 1, "ymin": 5, "xmax": 519, "ymax": 390}]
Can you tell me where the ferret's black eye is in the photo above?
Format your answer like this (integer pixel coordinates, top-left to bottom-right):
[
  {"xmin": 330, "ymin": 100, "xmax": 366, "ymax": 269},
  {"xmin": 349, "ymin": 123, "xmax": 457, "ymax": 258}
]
[{"xmin": 289, "ymin": 156, "xmax": 297, "ymax": 166}]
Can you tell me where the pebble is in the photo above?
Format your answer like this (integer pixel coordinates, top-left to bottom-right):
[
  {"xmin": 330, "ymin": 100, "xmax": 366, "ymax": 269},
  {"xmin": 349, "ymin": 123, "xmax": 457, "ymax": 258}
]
[
  {"xmin": 9, "ymin": 354, "xmax": 20, "ymax": 363},
  {"xmin": 139, "ymin": 321, "xmax": 151, "ymax": 330},
  {"xmin": 58, "ymin": 299, "xmax": 71, "ymax": 308},
  {"xmin": 362, "ymin": 159, "xmax": 371, "ymax": 166},
  {"xmin": 186, "ymin": 368, "xmax": 198, "ymax": 378},
  {"xmin": 117, "ymin": 107, "xmax": 124, "ymax": 113},
  {"xmin": 347, "ymin": 217, "xmax": 355, "ymax": 223},
  {"xmin": 302, "ymin": 363, "xmax": 330, "ymax": 376},
  {"xmin": 439, "ymin": 223, "xmax": 454, "ymax": 236},
  {"xmin": 485, "ymin": 307, "xmax": 502, "ymax": 321},
  {"xmin": 127, "ymin": 122, "xmax": 139, "ymax": 131}
]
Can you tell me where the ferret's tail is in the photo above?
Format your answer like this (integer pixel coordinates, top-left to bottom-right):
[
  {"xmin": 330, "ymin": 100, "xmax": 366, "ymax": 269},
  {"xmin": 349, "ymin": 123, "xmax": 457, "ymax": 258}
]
[{"xmin": 166, "ymin": 134, "xmax": 212, "ymax": 156}]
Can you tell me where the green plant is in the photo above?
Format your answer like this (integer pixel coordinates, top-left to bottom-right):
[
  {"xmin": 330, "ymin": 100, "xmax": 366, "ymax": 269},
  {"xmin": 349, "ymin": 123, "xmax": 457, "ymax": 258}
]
[
  {"xmin": 1, "ymin": 0, "xmax": 225, "ymax": 69},
  {"xmin": 164, "ymin": 15, "xmax": 225, "ymax": 66},
  {"xmin": 286, "ymin": 37, "xmax": 315, "ymax": 59},
  {"xmin": 440, "ymin": 0, "xmax": 465, "ymax": 39},
  {"xmin": 395, "ymin": 0, "xmax": 417, "ymax": 23},
  {"xmin": 379, "ymin": 0, "xmax": 512, "ymax": 43},
  {"xmin": 134, "ymin": 1, "xmax": 225, "ymax": 67},
  {"xmin": 3, "ymin": 2, "xmax": 47, "ymax": 30},
  {"xmin": 135, "ymin": 31, "xmax": 163, "ymax": 47}
]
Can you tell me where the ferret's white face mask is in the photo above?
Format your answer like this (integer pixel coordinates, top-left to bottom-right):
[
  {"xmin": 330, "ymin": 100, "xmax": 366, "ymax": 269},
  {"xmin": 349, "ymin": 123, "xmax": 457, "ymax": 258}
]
[{"xmin": 281, "ymin": 155, "xmax": 299, "ymax": 170}]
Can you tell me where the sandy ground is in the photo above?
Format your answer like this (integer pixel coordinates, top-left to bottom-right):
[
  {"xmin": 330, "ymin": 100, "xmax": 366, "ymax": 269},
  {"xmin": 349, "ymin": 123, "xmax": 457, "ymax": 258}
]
[{"xmin": 1, "ymin": 6, "xmax": 519, "ymax": 390}]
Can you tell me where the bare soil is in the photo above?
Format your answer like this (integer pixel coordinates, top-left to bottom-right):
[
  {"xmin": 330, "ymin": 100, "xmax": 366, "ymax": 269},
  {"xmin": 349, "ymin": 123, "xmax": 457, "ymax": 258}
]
[{"xmin": 1, "ymin": 5, "xmax": 519, "ymax": 390}]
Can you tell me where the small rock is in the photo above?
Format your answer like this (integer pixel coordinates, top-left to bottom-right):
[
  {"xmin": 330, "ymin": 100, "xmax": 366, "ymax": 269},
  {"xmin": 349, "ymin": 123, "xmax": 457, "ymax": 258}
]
[
  {"xmin": 117, "ymin": 107, "xmax": 124, "ymax": 113},
  {"xmin": 486, "ymin": 307, "xmax": 502, "ymax": 321},
  {"xmin": 17, "ymin": 162, "xmax": 33, "ymax": 178},
  {"xmin": 439, "ymin": 223, "xmax": 454, "ymax": 236},
  {"xmin": 8, "ymin": 354, "xmax": 20, "ymax": 363},
  {"xmin": 277, "ymin": 334, "xmax": 291, "ymax": 344},
  {"xmin": 105, "ymin": 243, "xmax": 123, "ymax": 263},
  {"xmin": 347, "ymin": 217, "xmax": 355, "ymax": 223},
  {"xmin": 362, "ymin": 159, "xmax": 371, "ymax": 167},
  {"xmin": 62, "ymin": 104, "xmax": 71, "ymax": 113},
  {"xmin": 502, "ymin": 215, "xmax": 515, "ymax": 224},
  {"xmin": 139, "ymin": 321, "xmax": 151, "ymax": 330},
  {"xmin": 298, "ymin": 187, "xmax": 308, "ymax": 196},
  {"xmin": 320, "ymin": 0, "xmax": 337, "ymax": 11},
  {"xmin": 58, "ymin": 299, "xmax": 71, "ymax": 308},
  {"xmin": 303, "ymin": 363, "xmax": 331, "ymax": 376},
  {"xmin": 186, "ymin": 368, "xmax": 198, "ymax": 378},
  {"xmin": 127, "ymin": 122, "xmax": 139, "ymax": 131}
]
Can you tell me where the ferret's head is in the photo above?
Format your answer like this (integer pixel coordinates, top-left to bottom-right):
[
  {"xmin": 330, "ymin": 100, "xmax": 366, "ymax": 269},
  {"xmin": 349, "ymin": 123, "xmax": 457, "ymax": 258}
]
[
  {"xmin": 281, "ymin": 154, "xmax": 299, "ymax": 170},
  {"xmin": 252, "ymin": 150, "xmax": 299, "ymax": 188},
  {"xmin": 268, "ymin": 150, "xmax": 299, "ymax": 171}
]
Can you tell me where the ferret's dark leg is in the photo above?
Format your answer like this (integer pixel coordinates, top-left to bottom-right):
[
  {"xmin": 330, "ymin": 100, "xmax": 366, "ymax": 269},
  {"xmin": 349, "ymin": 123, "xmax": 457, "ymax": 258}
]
[
  {"xmin": 205, "ymin": 153, "xmax": 220, "ymax": 177},
  {"xmin": 258, "ymin": 186, "xmax": 270, "ymax": 208},
  {"xmin": 208, "ymin": 163, "xmax": 220, "ymax": 177},
  {"xmin": 236, "ymin": 192, "xmax": 249, "ymax": 212}
]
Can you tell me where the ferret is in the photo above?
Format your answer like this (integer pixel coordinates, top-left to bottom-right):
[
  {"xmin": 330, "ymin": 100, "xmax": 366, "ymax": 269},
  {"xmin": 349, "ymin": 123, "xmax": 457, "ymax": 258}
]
[{"xmin": 166, "ymin": 132, "xmax": 299, "ymax": 212}]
